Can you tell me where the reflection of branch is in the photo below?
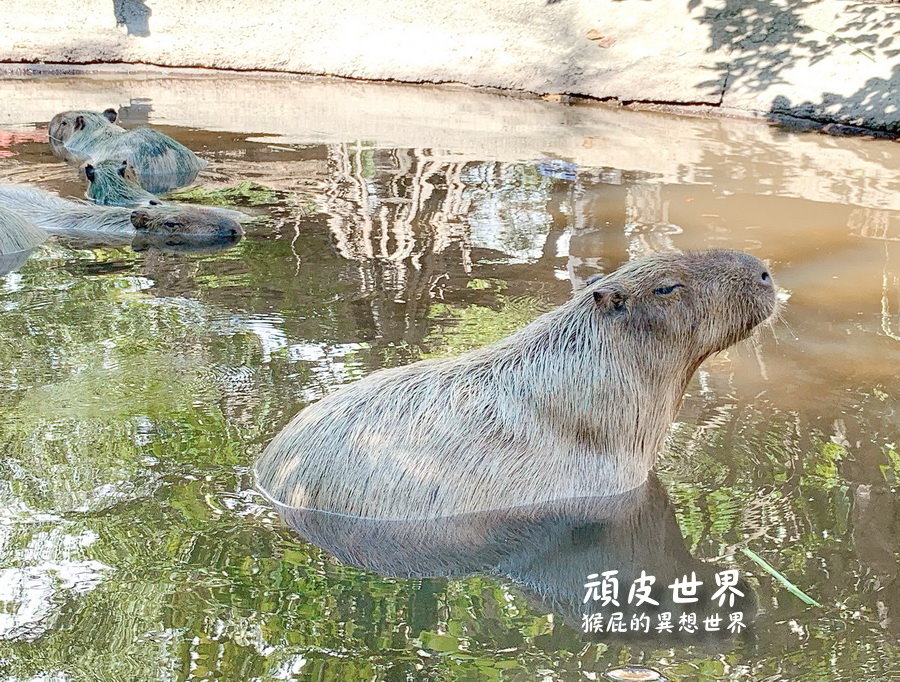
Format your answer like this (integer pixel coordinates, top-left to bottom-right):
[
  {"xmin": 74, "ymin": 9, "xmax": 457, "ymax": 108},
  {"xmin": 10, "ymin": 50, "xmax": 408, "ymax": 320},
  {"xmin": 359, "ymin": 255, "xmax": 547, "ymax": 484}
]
[
  {"xmin": 881, "ymin": 241, "xmax": 899, "ymax": 341},
  {"xmin": 287, "ymin": 191, "xmax": 306, "ymax": 276},
  {"xmin": 320, "ymin": 144, "xmax": 478, "ymax": 343}
]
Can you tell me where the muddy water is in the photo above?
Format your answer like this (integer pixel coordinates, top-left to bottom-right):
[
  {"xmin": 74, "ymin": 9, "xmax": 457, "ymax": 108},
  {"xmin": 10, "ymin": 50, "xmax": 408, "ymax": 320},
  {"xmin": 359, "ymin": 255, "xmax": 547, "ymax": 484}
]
[{"xmin": 0, "ymin": 71, "xmax": 896, "ymax": 681}]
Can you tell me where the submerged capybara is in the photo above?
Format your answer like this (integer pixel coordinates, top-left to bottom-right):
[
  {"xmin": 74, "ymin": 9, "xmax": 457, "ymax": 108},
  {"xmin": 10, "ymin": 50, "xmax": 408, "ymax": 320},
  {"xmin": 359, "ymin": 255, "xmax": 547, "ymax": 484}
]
[
  {"xmin": 82, "ymin": 159, "xmax": 249, "ymax": 227},
  {"xmin": 0, "ymin": 205, "xmax": 47, "ymax": 254},
  {"xmin": 255, "ymin": 249, "xmax": 777, "ymax": 519},
  {"xmin": 0, "ymin": 205, "xmax": 47, "ymax": 276},
  {"xmin": 0, "ymin": 185, "xmax": 243, "ymax": 239},
  {"xmin": 84, "ymin": 159, "xmax": 160, "ymax": 207},
  {"xmin": 278, "ymin": 474, "xmax": 756, "ymax": 644},
  {"xmin": 49, "ymin": 108, "xmax": 206, "ymax": 194}
]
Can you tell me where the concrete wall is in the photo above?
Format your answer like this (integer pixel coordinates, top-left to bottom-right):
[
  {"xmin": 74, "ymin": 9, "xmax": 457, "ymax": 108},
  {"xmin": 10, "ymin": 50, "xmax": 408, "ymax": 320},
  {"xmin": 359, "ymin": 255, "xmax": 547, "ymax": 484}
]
[{"xmin": 1, "ymin": 0, "xmax": 899, "ymax": 133}]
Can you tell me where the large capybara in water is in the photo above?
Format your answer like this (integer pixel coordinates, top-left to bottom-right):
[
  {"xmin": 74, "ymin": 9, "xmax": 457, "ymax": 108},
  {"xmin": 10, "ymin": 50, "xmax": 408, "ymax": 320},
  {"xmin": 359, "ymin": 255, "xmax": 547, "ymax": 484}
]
[
  {"xmin": 255, "ymin": 249, "xmax": 777, "ymax": 519},
  {"xmin": 49, "ymin": 108, "xmax": 206, "ymax": 194},
  {"xmin": 0, "ymin": 185, "xmax": 242, "ymax": 240}
]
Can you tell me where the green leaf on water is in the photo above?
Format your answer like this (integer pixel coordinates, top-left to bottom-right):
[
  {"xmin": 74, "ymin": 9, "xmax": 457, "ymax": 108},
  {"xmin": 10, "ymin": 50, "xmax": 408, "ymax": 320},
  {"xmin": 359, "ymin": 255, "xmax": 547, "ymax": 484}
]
[{"xmin": 741, "ymin": 547, "xmax": 822, "ymax": 607}]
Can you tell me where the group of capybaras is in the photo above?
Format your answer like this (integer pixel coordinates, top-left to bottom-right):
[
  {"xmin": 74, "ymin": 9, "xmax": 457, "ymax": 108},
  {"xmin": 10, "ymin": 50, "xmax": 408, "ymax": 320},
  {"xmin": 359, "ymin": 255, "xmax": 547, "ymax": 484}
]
[
  {"xmin": 0, "ymin": 107, "xmax": 244, "ymax": 256},
  {"xmin": 0, "ymin": 106, "xmax": 779, "ymax": 523}
]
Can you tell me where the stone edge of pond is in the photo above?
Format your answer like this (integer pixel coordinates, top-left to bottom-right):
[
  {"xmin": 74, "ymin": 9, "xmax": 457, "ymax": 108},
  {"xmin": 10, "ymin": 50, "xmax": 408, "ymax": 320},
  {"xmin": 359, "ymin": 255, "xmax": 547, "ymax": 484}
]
[
  {"xmin": 1, "ymin": 60, "xmax": 896, "ymax": 142},
  {"xmin": 0, "ymin": 0, "xmax": 900, "ymax": 136},
  {"xmin": 0, "ymin": 0, "xmax": 900, "ymax": 137},
  {"xmin": 1, "ymin": 0, "xmax": 898, "ymax": 138}
]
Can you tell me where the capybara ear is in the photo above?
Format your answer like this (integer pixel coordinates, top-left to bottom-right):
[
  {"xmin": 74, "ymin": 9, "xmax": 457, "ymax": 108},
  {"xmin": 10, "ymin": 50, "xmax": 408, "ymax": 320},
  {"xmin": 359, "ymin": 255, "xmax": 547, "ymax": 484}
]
[
  {"xmin": 117, "ymin": 160, "xmax": 128, "ymax": 177},
  {"xmin": 103, "ymin": 108, "xmax": 118, "ymax": 123},
  {"xmin": 84, "ymin": 164, "xmax": 95, "ymax": 182},
  {"xmin": 130, "ymin": 209, "xmax": 150, "ymax": 230},
  {"xmin": 74, "ymin": 115, "xmax": 85, "ymax": 131},
  {"xmin": 593, "ymin": 285, "xmax": 628, "ymax": 312}
]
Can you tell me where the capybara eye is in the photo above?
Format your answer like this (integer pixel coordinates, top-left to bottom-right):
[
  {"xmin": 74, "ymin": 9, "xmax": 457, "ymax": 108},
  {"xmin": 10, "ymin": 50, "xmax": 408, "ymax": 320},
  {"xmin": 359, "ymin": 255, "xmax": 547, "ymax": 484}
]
[
  {"xmin": 761, "ymin": 271, "xmax": 770, "ymax": 282},
  {"xmin": 163, "ymin": 221, "xmax": 182, "ymax": 230},
  {"xmin": 653, "ymin": 284, "xmax": 683, "ymax": 296}
]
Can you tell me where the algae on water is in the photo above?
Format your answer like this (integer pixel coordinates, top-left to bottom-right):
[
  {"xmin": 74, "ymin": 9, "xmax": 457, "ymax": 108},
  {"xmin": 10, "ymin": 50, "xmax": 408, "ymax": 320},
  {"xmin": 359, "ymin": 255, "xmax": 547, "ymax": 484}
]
[{"xmin": 170, "ymin": 181, "xmax": 279, "ymax": 207}]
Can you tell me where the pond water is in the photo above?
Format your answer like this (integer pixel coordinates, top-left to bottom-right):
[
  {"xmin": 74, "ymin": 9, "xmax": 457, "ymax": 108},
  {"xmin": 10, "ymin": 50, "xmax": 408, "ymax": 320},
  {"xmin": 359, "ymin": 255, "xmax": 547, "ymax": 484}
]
[{"xmin": 0, "ymin": 71, "xmax": 897, "ymax": 681}]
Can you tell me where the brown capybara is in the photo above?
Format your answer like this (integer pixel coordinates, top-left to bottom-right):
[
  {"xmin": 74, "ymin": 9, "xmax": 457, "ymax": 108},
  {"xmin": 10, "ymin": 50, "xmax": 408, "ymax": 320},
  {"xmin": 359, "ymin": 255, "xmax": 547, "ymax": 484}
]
[
  {"xmin": 255, "ymin": 250, "xmax": 776, "ymax": 519},
  {"xmin": 83, "ymin": 159, "xmax": 161, "ymax": 207},
  {"xmin": 0, "ymin": 205, "xmax": 47, "ymax": 254},
  {"xmin": 0, "ymin": 185, "xmax": 243, "ymax": 239},
  {"xmin": 49, "ymin": 108, "xmax": 206, "ymax": 194},
  {"xmin": 0, "ymin": 205, "xmax": 47, "ymax": 276}
]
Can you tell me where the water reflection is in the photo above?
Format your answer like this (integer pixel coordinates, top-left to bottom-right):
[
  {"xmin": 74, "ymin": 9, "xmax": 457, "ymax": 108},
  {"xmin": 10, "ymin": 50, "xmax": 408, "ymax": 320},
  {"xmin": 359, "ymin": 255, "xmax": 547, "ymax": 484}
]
[
  {"xmin": 275, "ymin": 473, "xmax": 756, "ymax": 646},
  {"xmin": 0, "ymin": 76, "xmax": 896, "ymax": 680}
]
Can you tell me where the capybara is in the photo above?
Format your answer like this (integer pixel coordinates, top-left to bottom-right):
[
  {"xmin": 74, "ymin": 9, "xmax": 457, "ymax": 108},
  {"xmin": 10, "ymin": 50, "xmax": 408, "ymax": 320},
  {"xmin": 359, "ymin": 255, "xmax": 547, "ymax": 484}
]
[
  {"xmin": 0, "ymin": 205, "xmax": 47, "ymax": 254},
  {"xmin": 84, "ymin": 159, "xmax": 160, "ymax": 207},
  {"xmin": 49, "ymin": 108, "xmax": 206, "ymax": 194},
  {"xmin": 0, "ymin": 185, "xmax": 243, "ymax": 239},
  {"xmin": 255, "ymin": 249, "xmax": 776, "ymax": 519},
  {"xmin": 0, "ymin": 205, "xmax": 47, "ymax": 276},
  {"xmin": 82, "ymin": 159, "xmax": 250, "ymax": 226},
  {"xmin": 276, "ymin": 473, "xmax": 756, "ymax": 644}
]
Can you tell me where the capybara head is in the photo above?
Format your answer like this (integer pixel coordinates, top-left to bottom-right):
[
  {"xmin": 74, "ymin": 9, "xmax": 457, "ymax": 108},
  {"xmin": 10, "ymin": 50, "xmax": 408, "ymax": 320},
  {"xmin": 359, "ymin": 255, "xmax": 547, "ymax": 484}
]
[
  {"xmin": 48, "ymin": 109, "xmax": 117, "ymax": 145},
  {"xmin": 130, "ymin": 205, "xmax": 244, "ymax": 240},
  {"xmin": 84, "ymin": 159, "xmax": 160, "ymax": 207},
  {"xmin": 585, "ymin": 250, "xmax": 775, "ymax": 361}
]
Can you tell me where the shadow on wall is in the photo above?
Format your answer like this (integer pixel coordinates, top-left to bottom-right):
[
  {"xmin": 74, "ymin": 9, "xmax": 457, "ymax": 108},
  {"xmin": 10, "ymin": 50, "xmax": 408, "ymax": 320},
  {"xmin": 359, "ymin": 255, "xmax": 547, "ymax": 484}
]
[
  {"xmin": 770, "ymin": 66, "xmax": 900, "ymax": 134},
  {"xmin": 691, "ymin": 0, "xmax": 900, "ymax": 132},
  {"xmin": 113, "ymin": 0, "xmax": 151, "ymax": 37}
]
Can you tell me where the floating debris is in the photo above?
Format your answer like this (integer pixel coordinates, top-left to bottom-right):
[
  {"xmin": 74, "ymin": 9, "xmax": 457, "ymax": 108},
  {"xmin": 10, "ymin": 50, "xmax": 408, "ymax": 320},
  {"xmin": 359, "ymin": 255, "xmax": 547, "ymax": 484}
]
[{"xmin": 604, "ymin": 666, "xmax": 666, "ymax": 681}]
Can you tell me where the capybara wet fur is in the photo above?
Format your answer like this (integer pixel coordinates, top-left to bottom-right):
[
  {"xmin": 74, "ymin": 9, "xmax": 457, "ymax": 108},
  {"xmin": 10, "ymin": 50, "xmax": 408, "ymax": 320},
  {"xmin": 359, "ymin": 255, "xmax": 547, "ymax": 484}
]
[
  {"xmin": 256, "ymin": 250, "xmax": 776, "ymax": 519},
  {"xmin": 0, "ymin": 205, "xmax": 47, "ymax": 254},
  {"xmin": 84, "ymin": 159, "xmax": 160, "ymax": 207},
  {"xmin": 49, "ymin": 108, "xmax": 206, "ymax": 194},
  {"xmin": 0, "ymin": 185, "xmax": 242, "ymax": 239}
]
